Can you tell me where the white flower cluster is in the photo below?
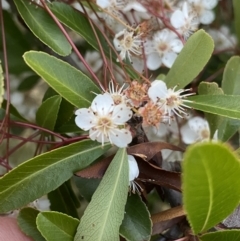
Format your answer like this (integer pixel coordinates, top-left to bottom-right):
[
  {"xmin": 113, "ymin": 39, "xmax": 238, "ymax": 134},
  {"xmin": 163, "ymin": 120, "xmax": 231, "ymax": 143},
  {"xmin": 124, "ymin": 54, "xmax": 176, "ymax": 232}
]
[
  {"xmin": 75, "ymin": 80, "xmax": 193, "ymax": 148},
  {"xmin": 95, "ymin": 0, "xmax": 219, "ymax": 70}
]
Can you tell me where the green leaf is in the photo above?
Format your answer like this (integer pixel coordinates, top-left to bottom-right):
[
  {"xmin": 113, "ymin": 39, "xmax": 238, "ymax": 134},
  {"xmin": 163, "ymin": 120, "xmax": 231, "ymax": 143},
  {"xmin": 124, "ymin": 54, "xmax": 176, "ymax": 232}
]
[
  {"xmin": 37, "ymin": 211, "xmax": 79, "ymax": 241},
  {"xmin": 0, "ymin": 11, "xmax": 31, "ymax": 74},
  {"xmin": 187, "ymin": 95, "xmax": 240, "ymax": 120},
  {"xmin": 200, "ymin": 230, "xmax": 240, "ymax": 241},
  {"xmin": 42, "ymin": 88, "xmax": 75, "ymax": 130},
  {"xmin": 17, "ymin": 207, "xmax": 45, "ymax": 241},
  {"xmin": 36, "ymin": 95, "xmax": 62, "ymax": 131},
  {"xmin": 48, "ymin": 180, "xmax": 80, "ymax": 219},
  {"xmin": 74, "ymin": 176, "xmax": 101, "ymax": 202},
  {"xmin": 233, "ymin": 0, "xmax": 240, "ymax": 46},
  {"xmin": 0, "ymin": 61, "xmax": 4, "ymax": 108},
  {"xmin": 182, "ymin": 142, "xmax": 240, "ymax": 234},
  {"xmin": 164, "ymin": 30, "xmax": 214, "ymax": 89},
  {"xmin": 0, "ymin": 140, "xmax": 111, "ymax": 213},
  {"xmin": 198, "ymin": 82, "xmax": 223, "ymax": 137},
  {"xmin": 0, "ymin": 100, "xmax": 28, "ymax": 122},
  {"xmin": 14, "ymin": 0, "xmax": 71, "ymax": 56},
  {"xmin": 23, "ymin": 51, "xmax": 100, "ymax": 108},
  {"xmin": 218, "ymin": 56, "xmax": 240, "ymax": 141},
  {"xmin": 74, "ymin": 148, "xmax": 129, "ymax": 241},
  {"xmin": 222, "ymin": 56, "xmax": 240, "ymax": 95},
  {"xmin": 18, "ymin": 75, "xmax": 40, "ymax": 91},
  {"xmin": 120, "ymin": 194, "xmax": 152, "ymax": 241}
]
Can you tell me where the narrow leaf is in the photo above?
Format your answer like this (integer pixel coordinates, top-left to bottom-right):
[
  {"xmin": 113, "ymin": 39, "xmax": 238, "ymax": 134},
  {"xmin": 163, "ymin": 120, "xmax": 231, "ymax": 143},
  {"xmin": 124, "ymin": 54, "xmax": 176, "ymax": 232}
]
[
  {"xmin": 23, "ymin": 51, "xmax": 100, "ymax": 108},
  {"xmin": 48, "ymin": 181, "xmax": 80, "ymax": 219},
  {"xmin": 222, "ymin": 56, "xmax": 240, "ymax": 95},
  {"xmin": 187, "ymin": 95, "xmax": 240, "ymax": 120},
  {"xmin": 164, "ymin": 30, "xmax": 214, "ymax": 89},
  {"xmin": 218, "ymin": 56, "xmax": 240, "ymax": 141},
  {"xmin": 0, "ymin": 61, "xmax": 4, "ymax": 108},
  {"xmin": 198, "ymin": 82, "xmax": 223, "ymax": 137},
  {"xmin": 36, "ymin": 95, "xmax": 62, "ymax": 131},
  {"xmin": 17, "ymin": 208, "xmax": 45, "ymax": 241},
  {"xmin": 37, "ymin": 211, "xmax": 79, "ymax": 241},
  {"xmin": 200, "ymin": 230, "xmax": 240, "ymax": 241},
  {"xmin": 0, "ymin": 140, "xmax": 111, "ymax": 213},
  {"xmin": 14, "ymin": 0, "xmax": 71, "ymax": 56},
  {"xmin": 74, "ymin": 148, "xmax": 129, "ymax": 241},
  {"xmin": 120, "ymin": 194, "xmax": 152, "ymax": 241},
  {"xmin": 182, "ymin": 142, "xmax": 240, "ymax": 234}
]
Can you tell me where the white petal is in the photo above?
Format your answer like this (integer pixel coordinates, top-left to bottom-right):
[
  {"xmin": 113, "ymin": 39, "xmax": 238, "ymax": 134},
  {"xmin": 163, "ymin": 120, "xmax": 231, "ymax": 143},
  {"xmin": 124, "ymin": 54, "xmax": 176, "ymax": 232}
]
[
  {"xmin": 109, "ymin": 128, "xmax": 132, "ymax": 147},
  {"xmin": 188, "ymin": 117, "xmax": 209, "ymax": 133},
  {"xmin": 128, "ymin": 155, "xmax": 139, "ymax": 182},
  {"xmin": 89, "ymin": 128, "xmax": 109, "ymax": 144},
  {"xmin": 113, "ymin": 37, "xmax": 122, "ymax": 51},
  {"xmin": 170, "ymin": 10, "xmax": 185, "ymax": 28},
  {"xmin": 182, "ymin": 2, "xmax": 190, "ymax": 19},
  {"xmin": 124, "ymin": 2, "xmax": 146, "ymax": 12},
  {"xmin": 170, "ymin": 39, "xmax": 183, "ymax": 53},
  {"xmin": 96, "ymin": 0, "xmax": 110, "ymax": 8},
  {"xmin": 200, "ymin": 10, "xmax": 215, "ymax": 24},
  {"xmin": 202, "ymin": 0, "xmax": 218, "ymax": 9},
  {"xmin": 146, "ymin": 52, "xmax": 162, "ymax": 70},
  {"xmin": 148, "ymin": 80, "xmax": 168, "ymax": 102},
  {"xmin": 180, "ymin": 123, "xmax": 199, "ymax": 144},
  {"xmin": 162, "ymin": 52, "xmax": 177, "ymax": 68},
  {"xmin": 112, "ymin": 104, "xmax": 132, "ymax": 124},
  {"xmin": 75, "ymin": 108, "xmax": 96, "ymax": 131},
  {"xmin": 91, "ymin": 93, "xmax": 114, "ymax": 116}
]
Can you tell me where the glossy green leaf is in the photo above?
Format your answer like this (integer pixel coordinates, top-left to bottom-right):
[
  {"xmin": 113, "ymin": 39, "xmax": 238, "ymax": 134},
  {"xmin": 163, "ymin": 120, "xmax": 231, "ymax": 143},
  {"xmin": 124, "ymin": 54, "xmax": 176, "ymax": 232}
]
[
  {"xmin": 0, "ymin": 61, "xmax": 4, "ymax": 108},
  {"xmin": 182, "ymin": 142, "xmax": 240, "ymax": 234},
  {"xmin": 0, "ymin": 140, "xmax": 111, "ymax": 213},
  {"xmin": 218, "ymin": 56, "xmax": 240, "ymax": 141},
  {"xmin": 36, "ymin": 95, "xmax": 61, "ymax": 131},
  {"xmin": 14, "ymin": 0, "xmax": 71, "ymax": 56},
  {"xmin": 0, "ymin": 100, "xmax": 28, "ymax": 122},
  {"xmin": 17, "ymin": 208, "xmax": 45, "ymax": 241},
  {"xmin": 74, "ymin": 176, "xmax": 101, "ymax": 202},
  {"xmin": 164, "ymin": 30, "xmax": 214, "ymax": 89},
  {"xmin": 48, "ymin": 180, "xmax": 80, "ymax": 219},
  {"xmin": 0, "ymin": 11, "xmax": 31, "ymax": 74},
  {"xmin": 37, "ymin": 211, "xmax": 79, "ymax": 241},
  {"xmin": 120, "ymin": 194, "xmax": 152, "ymax": 241},
  {"xmin": 42, "ymin": 87, "xmax": 74, "ymax": 130},
  {"xmin": 200, "ymin": 230, "xmax": 240, "ymax": 241},
  {"xmin": 49, "ymin": 2, "xmax": 105, "ymax": 54},
  {"xmin": 74, "ymin": 148, "xmax": 129, "ymax": 241},
  {"xmin": 187, "ymin": 95, "xmax": 240, "ymax": 120},
  {"xmin": 18, "ymin": 75, "xmax": 40, "ymax": 91},
  {"xmin": 198, "ymin": 82, "xmax": 223, "ymax": 137},
  {"xmin": 23, "ymin": 51, "xmax": 100, "ymax": 108},
  {"xmin": 233, "ymin": 0, "xmax": 240, "ymax": 45},
  {"xmin": 222, "ymin": 56, "xmax": 240, "ymax": 95}
]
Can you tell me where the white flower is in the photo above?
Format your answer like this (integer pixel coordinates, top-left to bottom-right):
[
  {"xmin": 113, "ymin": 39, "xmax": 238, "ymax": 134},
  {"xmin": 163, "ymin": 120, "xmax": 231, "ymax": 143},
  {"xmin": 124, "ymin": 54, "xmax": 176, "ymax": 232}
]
[
  {"xmin": 208, "ymin": 26, "xmax": 237, "ymax": 52},
  {"xmin": 123, "ymin": 1, "xmax": 147, "ymax": 12},
  {"xmin": 188, "ymin": 0, "xmax": 218, "ymax": 24},
  {"xmin": 128, "ymin": 155, "xmax": 141, "ymax": 193},
  {"xmin": 170, "ymin": 1, "xmax": 199, "ymax": 39},
  {"xmin": 145, "ymin": 29, "xmax": 183, "ymax": 69},
  {"xmin": 106, "ymin": 80, "xmax": 128, "ymax": 105},
  {"xmin": 148, "ymin": 80, "xmax": 193, "ymax": 121},
  {"xmin": 75, "ymin": 93, "xmax": 132, "ymax": 147},
  {"xmin": 113, "ymin": 29, "xmax": 143, "ymax": 63},
  {"xmin": 180, "ymin": 116, "xmax": 211, "ymax": 144},
  {"xmin": 96, "ymin": 0, "xmax": 126, "ymax": 9}
]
